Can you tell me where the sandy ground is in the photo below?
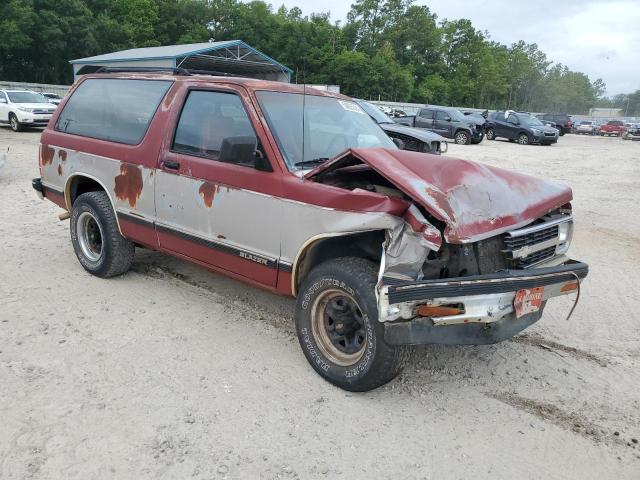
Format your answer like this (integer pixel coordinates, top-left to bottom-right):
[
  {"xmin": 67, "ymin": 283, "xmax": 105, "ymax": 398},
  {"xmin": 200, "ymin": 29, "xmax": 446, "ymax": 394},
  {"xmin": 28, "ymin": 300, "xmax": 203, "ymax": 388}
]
[{"xmin": 0, "ymin": 128, "xmax": 639, "ymax": 479}]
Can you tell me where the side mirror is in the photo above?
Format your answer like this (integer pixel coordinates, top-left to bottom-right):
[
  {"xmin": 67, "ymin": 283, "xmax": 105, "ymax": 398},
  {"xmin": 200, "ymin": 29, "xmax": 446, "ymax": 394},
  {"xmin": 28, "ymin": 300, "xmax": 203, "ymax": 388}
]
[
  {"xmin": 445, "ymin": 116, "xmax": 452, "ymax": 122},
  {"xmin": 392, "ymin": 137, "xmax": 405, "ymax": 150},
  {"xmin": 219, "ymin": 136, "xmax": 273, "ymax": 171}
]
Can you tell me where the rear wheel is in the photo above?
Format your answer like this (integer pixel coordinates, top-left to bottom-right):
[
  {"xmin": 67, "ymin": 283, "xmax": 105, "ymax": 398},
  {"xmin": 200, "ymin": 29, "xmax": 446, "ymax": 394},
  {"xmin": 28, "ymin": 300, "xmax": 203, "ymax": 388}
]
[
  {"xmin": 71, "ymin": 191, "xmax": 134, "ymax": 278},
  {"xmin": 454, "ymin": 130, "xmax": 471, "ymax": 145},
  {"xmin": 486, "ymin": 127, "xmax": 495, "ymax": 140},
  {"xmin": 517, "ymin": 133, "xmax": 530, "ymax": 145},
  {"xmin": 295, "ymin": 257, "xmax": 412, "ymax": 391},
  {"xmin": 9, "ymin": 113, "xmax": 23, "ymax": 132}
]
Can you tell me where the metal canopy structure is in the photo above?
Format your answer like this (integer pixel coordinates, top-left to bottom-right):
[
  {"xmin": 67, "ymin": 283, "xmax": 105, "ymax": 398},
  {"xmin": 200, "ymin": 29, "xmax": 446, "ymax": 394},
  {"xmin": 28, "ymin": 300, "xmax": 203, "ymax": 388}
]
[{"xmin": 70, "ymin": 40, "xmax": 293, "ymax": 82}]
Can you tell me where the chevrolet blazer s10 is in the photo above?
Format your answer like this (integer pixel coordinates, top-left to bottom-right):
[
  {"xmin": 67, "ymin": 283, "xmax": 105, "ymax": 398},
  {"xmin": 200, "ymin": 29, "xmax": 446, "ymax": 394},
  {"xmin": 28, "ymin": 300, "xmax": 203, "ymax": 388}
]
[{"xmin": 33, "ymin": 71, "xmax": 588, "ymax": 391}]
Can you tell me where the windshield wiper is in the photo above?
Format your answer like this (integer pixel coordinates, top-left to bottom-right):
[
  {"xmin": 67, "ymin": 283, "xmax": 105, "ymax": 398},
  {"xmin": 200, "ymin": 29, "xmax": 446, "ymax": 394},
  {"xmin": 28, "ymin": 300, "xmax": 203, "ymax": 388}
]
[{"xmin": 294, "ymin": 157, "xmax": 330, "ymax": 168}]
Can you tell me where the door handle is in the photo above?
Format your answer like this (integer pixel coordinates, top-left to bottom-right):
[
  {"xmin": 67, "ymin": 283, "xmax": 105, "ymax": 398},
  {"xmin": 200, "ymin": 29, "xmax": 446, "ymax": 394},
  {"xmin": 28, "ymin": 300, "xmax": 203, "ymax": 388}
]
[{"xmin": 163, "ymin": 160, "xmax": 180, "ymax": 170}]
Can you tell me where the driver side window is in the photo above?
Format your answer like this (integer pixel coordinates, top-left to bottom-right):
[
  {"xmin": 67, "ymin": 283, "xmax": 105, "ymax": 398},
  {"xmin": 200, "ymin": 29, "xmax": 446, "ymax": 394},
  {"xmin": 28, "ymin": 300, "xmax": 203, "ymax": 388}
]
[
  {"xmin": 172, "ymin": 90, "xmax": 259, "ymax": 168},
  {"xmin": 435, "ymin": 111, "xmax": 450, "ymax": 121},
  {"xmin": 507, "ymin": 114, "xmax": 519, "ymax": 125}
]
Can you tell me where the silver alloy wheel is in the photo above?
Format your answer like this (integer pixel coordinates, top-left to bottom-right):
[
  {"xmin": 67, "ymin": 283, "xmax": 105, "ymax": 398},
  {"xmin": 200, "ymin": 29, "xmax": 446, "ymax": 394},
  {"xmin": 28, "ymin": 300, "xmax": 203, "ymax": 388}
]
[
  {"xmin": 9, "ymin": 115, "xmax": 18, "ymax": 131},
  {"xmin": 310, "ymin": 289, "xmax": 367, "ymax": 367},
  {"xmin": 77, "ymin": 211, "xmax": 104, "ymax": 263},
  {"xmin": 455, "ymin": 132, "xmax": 468, "ymax": 145},
  {"xmin": 486, "ymin": 128, "xmax": 495, "ymax": 140},
  {"xmin": 518, "ymin": 133, "xmax": 529, "ymax": 145}
]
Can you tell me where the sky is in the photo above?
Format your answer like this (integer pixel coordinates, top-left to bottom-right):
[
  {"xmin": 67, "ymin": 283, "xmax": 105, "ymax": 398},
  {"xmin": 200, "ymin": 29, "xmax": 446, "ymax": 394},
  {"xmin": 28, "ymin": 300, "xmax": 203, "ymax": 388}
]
[{"xmin": 274, "ymin": 0, "xmax": 640, "ymax": 96}]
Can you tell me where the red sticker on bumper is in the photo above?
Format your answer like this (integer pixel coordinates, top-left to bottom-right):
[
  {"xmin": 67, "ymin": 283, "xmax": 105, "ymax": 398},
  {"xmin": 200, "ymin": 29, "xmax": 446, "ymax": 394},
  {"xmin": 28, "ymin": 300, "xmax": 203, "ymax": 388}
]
[{"xmin": 514, "ymin": 287, "xmax": 544, "ymax": 318}]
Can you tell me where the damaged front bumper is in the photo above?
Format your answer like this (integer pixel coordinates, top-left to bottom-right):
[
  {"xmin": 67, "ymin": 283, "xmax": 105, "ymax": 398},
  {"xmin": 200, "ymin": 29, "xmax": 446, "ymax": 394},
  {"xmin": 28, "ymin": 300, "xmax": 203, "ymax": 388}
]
[{"xmin": 379, "ymin": 259, "xmax": 588, "ymax": 345}]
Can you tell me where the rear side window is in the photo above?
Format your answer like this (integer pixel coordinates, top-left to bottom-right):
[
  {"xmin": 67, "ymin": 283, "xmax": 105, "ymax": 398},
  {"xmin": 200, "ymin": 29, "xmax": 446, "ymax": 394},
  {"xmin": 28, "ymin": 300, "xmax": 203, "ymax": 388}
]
[{"xmin": 56, "ymin": 78, "xmax": 172, "ymax": 145}]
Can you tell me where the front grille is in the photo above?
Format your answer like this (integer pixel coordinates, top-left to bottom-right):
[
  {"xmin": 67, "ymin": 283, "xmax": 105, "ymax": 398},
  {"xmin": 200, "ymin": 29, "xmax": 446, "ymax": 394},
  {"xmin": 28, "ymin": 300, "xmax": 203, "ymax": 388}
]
[
  {"xmin": 544, "ymin": 132, "xmax": 556, "ymax": 136},
  {"xmin": 503, "ymin": 225, "xmax": 558, "ymax": 250},
  {"xmin": 511, "ymin": 246, "xmax": 556, "ymax": 268},
  {"xmin": 33, "ymin": 109, "xmax": 54, "ymax": 115},
  {"xmin": 502, "ymin": 214, "xmax": 572, "ymax": 268},
  {"xmin": 389, "ymin": 132, "xmax": 420, "ymax": 152}
]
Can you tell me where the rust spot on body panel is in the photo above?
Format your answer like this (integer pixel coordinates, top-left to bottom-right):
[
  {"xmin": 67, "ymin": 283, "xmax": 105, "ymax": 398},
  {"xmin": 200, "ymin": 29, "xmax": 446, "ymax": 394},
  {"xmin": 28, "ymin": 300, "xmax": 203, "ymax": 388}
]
[
  {"xmin": 41, "ymin": 145, "xmax": 54, "ymax": 166},
  {"xmin": 57, "ymin": 164, "xmax": 62, "ymax": 176},
  {"xmin": 114, "ymin": 163, "xmax": 143, "ymax": 208},
  {"xmin": 199, "ymin": 182, "xmax": 219, "ymax": 208},
  {"xmin": 58, "ymin": 150, "xmax": 67, "ymax": 161}
]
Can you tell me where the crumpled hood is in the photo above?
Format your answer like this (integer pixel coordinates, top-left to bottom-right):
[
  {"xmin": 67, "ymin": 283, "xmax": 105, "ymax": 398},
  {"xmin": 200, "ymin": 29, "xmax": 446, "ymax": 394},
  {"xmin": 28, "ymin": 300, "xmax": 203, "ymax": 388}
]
[{"xmin": 305, "ymin": 148, "xmax": 572, "ymax": 243}]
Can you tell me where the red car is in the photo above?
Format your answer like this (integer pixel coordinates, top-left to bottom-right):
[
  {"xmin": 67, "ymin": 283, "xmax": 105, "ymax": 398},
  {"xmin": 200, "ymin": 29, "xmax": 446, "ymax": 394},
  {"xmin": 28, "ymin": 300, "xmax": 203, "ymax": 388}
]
[
  {"xmin": 600, "ymin": 120, "xmax": 626, "ymax": 137},
  {"xmin": 32, "ymin": 70, "xmax": 588, "ymax": 391}
]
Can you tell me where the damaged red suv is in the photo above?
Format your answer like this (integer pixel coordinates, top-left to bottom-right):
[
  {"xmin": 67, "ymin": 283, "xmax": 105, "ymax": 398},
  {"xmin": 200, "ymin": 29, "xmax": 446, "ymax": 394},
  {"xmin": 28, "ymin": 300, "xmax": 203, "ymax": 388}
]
[{"xmin": 33, "ymin": 71, "xmax": 588, "ymax": 391}]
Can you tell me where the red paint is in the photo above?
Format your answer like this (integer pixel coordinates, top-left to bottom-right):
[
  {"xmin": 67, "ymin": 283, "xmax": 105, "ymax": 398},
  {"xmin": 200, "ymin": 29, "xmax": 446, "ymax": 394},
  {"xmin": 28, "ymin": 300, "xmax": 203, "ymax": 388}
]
[
  {"xmin": 43, "ymin": 188, "xmax": 65, "ymax": 209},
  {"xmin": 114, "ymin": 163, "xmax": 143, "ymax": 208},
  {"xmin": 41, "ymin": 145, "xmax": 54, "ymax": 166},
  {"xmin": 307, "ymin": 148, "xmax": 572, "ymax": 243},
  {"xmin": 198, "ymin": 182, "xmax": 219, "ymax": 208},
  {"xmin": 157, "ymin": 229, "xmax": 277, "ymax": 287},
  {"xmin": 118, "ymin": 217, "xmax": 159, "ymax": 249}
]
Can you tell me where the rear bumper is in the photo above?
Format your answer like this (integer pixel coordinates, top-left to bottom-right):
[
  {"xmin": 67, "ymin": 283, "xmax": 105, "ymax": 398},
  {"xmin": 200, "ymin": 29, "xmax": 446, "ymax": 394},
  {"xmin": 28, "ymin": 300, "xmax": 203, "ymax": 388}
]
[{"xmin": 379, "ymin": 259, "xmax": 588, "ymax": 345}]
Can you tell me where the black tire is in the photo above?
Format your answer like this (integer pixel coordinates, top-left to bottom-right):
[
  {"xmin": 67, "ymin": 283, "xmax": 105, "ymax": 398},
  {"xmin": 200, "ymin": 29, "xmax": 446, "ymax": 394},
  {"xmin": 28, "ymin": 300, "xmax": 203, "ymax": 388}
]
[
  {"xmin": 454, "ymin": 130, "xmax": 471, "ymax": 145},
  {"xmin": 9, "ymin": 113, "xmax": 23, "ymax": 132},
  {"xmin": 559, "ymin": 130, "xmax": 565, "ymax": 136},
  {"xmin": 486, "ymin": 127, "xmax": 496, "ymax": 140},
  {"xmin": 517, "ymin": 133, "xmax": 530, "ymax": 145},
  {"xmin": 295, "ymin": 257, "xmax": 412, "ymax": 391},
  {"xmin": 70, "ymin": 191, "xmax": 134, "ymax": 278}
]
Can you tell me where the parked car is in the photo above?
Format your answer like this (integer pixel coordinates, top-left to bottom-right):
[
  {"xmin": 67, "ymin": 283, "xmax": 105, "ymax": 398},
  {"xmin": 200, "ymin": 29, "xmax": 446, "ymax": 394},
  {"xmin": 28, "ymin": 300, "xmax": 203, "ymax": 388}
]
[
  {"xmin": 395, "ymin": 107, "xmax": 483, "ymax": 145},
  {"xmin": 536, "ymin": 113, "xmax": 573, "ymax": 135},
  {"xmin": 600, "ymin": 120, "xmax": 626, "ymax": 137},
  {"xmin": 33, "ymin": 70, "xmax": 588, "ymax": 391},
  {"xmin": 622, "ymin": 123, "xmax": 640, "ymax": 140},
  {"xmin": 42, "ymin": 92, "xmax": 63, "ymax": 105},
  {"xmin": 355, "ymin": 99, "xmax": 447, "ymax": 154},
  {"xmin": 0, "ymin": 89, "xmax": 57, "ymax": 131},
  {"xmin": 576, "ymin": 121, "xmax": 597, "ymax": 135},
  {"xmin": 488, "ymin": 111, "xmax": 559, "ymax": 145}
]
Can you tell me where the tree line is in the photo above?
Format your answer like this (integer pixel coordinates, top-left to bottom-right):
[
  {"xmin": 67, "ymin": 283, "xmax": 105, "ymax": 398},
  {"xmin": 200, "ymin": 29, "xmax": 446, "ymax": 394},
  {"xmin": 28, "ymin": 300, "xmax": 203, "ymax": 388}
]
[{"xmin": 1, "ymin": 0, "xmax": 634, "ymax": 114}]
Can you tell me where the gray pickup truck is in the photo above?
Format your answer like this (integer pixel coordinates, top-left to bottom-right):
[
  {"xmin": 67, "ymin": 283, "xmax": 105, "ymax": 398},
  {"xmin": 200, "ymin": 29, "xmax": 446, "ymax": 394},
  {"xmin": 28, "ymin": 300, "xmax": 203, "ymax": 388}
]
[{"xmin": 395, "ymin": 106, "xmax": 484, "ymax": 145}]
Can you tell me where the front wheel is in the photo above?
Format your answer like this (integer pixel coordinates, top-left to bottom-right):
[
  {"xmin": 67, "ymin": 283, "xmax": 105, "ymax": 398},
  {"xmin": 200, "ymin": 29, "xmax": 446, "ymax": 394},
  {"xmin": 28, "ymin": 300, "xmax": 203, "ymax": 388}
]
[
  {"xmin": 454, "ymin": 130, "xmax": 471, "ymax": 145},
  {"xmin": 486, "ymin": 127, "xmax": 495, "ymax": 140},
  {"xmin": 9, "ymin": 113, "xmax": 23, "ymax": 132},
  {"xmin": 517, "ymin": 133, "xmax": 530, "ymax": 145},
  {"xmin": 71, "ymin": 191, "xmax": 135, "ymax": 278},
  {"xmin": 295, "ymin": 257, "xmax": 412, "ymax": 391}
]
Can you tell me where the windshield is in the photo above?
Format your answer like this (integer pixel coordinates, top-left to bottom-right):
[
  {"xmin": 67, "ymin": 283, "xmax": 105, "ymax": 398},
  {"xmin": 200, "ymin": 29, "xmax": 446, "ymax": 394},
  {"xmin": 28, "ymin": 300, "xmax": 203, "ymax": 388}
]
[
  {"xmin": 445, "ymin": 109, "xmax": 466, "ymax": 122},
  {"xmin": 256, "ymin": 91, "xmax": 396, "ymax": 170},
  {"xmin": 520, "ymin": 115, "xmax": 544, "ymax": 127},
  {"xmin": 356, "ymin": 100, "xmax": 394, "ymax": 124},
  {"xmin": 7, "ymin": 91, "xmax": 50, "ymax": 104}
]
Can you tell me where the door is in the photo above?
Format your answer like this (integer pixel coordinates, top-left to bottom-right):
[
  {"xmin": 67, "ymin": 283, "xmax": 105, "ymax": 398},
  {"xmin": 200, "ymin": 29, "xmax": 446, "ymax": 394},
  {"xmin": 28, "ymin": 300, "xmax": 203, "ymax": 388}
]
[
  {"xmin": 433, "ymin": 110, "xmax": 452, "ymax": 137},
  {"xmin": 493, "ymin": 112, "xmax": 508, "ymax": 138},
  {"xmin": 414, "ymin": 108, "xmax": 434, "ymax": 130},
  {"xmin": 505, "ymin": 113, "xmax": 520, "ymax": 139},
  {"xmin": 155, "ymin": 87, "xmax": 282, "ymax": 287},
  {"xmin": 0, "ymin": 92, "xmax": 9, "ymax": 123}
]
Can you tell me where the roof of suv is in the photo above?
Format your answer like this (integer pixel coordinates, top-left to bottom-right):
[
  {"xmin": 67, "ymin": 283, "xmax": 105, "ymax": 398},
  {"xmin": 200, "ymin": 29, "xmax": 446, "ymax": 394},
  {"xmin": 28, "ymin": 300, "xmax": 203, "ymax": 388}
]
[{"xmin": 79, "ymin": 72, "xmax": 350, "ymax": 99}]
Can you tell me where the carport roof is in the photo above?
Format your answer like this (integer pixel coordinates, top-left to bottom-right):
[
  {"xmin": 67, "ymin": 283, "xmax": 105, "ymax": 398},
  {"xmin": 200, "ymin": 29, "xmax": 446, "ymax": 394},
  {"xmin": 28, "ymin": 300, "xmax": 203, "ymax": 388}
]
[{"xmin": 70, "ymin": 40, "xmax": 293, "ymax": 76}]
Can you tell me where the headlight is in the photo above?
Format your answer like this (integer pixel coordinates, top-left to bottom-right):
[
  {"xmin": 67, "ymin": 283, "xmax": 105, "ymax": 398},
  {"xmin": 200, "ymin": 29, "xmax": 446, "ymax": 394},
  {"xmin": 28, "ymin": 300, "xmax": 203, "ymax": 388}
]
[
  {"xmin": 532, "ymin": 128, "xmax": 542, "ymax": 135},
  {"xmin": 440, "ymin": 141, "xmax": 448, "ymax": 153},
  {"xmin": 555, "ymin": 221, "xmax": 573, "ymax": 255},
  {"xmin": 17, "ymin": 107, "xmax": 35, "ymax": 112}
]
